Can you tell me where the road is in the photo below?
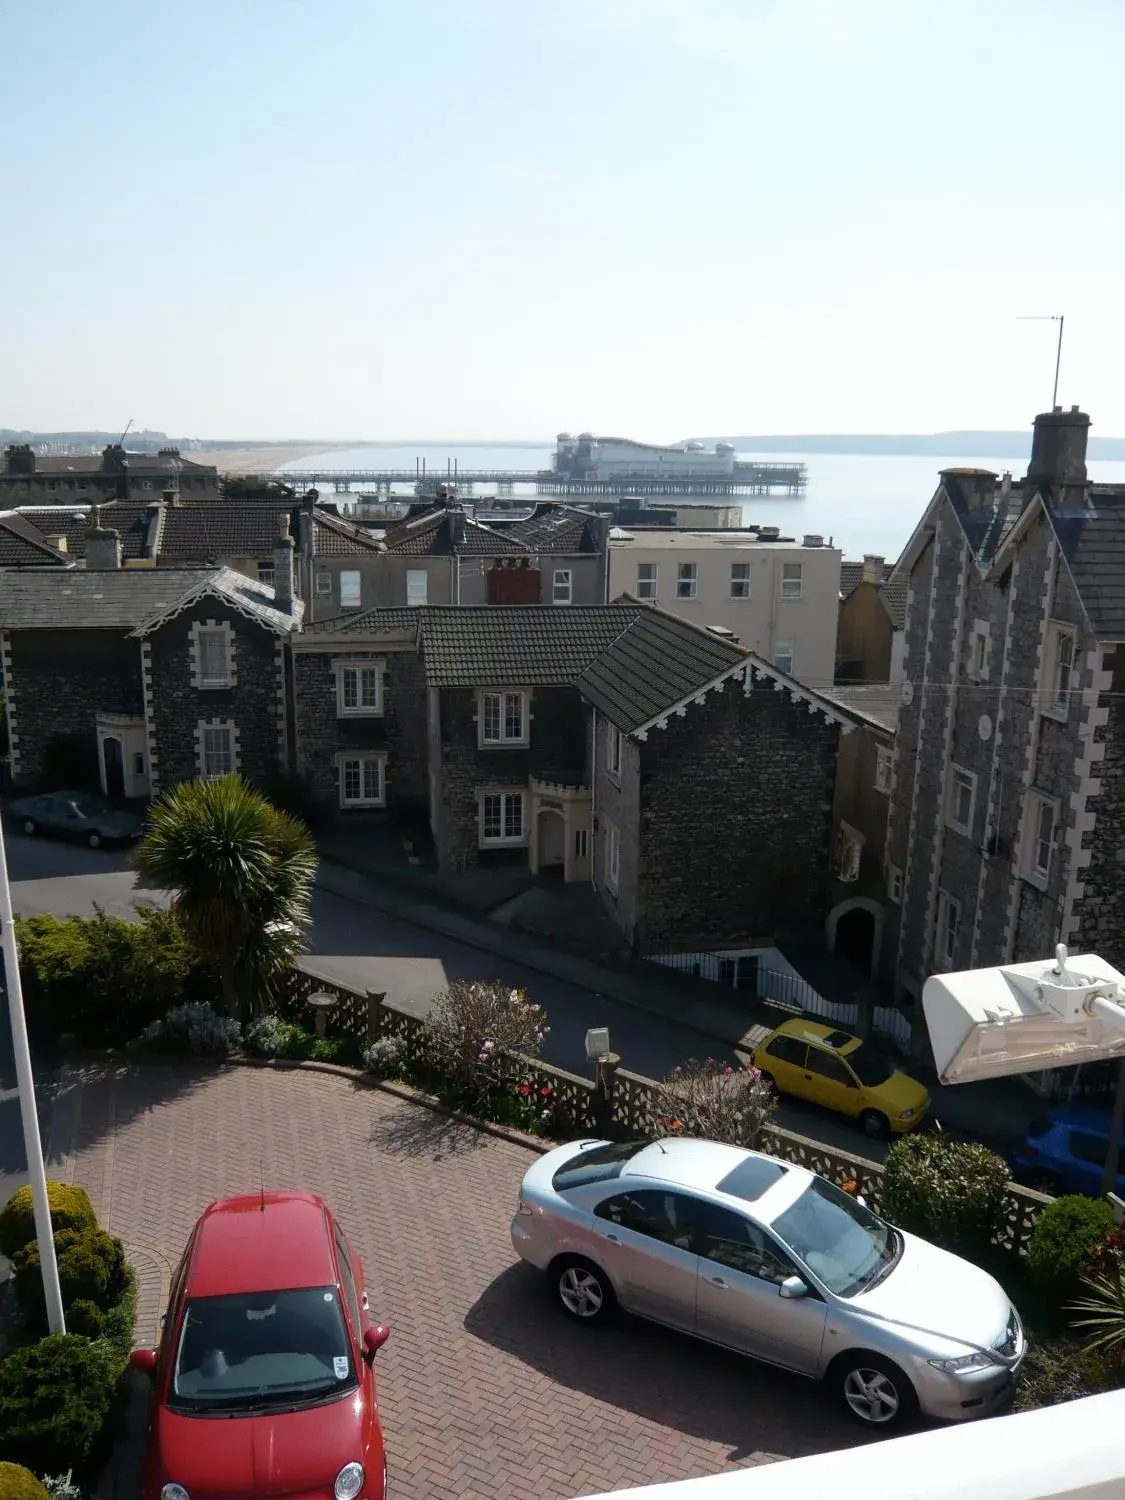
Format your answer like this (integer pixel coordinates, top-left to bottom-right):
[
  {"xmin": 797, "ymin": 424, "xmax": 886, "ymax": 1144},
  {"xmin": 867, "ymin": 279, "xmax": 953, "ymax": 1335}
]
[{"xmin": 0, "ymin": 834, "xmax": 915, "ymax": 1215}]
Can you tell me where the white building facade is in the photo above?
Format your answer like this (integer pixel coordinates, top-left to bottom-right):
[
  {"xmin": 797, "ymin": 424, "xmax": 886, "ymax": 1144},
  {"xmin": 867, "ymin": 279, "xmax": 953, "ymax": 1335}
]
[{"xmin": 555, "ymin": 433, "xmax": 736, "ymax": 480}]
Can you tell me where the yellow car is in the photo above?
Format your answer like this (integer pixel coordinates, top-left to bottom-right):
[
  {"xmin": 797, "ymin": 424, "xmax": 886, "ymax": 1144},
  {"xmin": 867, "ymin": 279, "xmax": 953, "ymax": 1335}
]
[{"xmin": 752, "ymin": 1018, "xmax": 930, "ymax": 1138}]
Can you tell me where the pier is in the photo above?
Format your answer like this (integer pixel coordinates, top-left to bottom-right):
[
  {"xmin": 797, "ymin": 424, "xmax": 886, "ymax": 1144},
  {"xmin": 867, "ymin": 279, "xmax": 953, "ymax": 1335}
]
[{"xmin": 252, "ymin": 460, "xmax": 806, "ymax": 497}]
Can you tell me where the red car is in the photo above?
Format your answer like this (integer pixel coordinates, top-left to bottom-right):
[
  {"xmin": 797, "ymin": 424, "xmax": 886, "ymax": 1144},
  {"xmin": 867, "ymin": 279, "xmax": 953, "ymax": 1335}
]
[{"xmin": 130, "ymin": 1190, "xmax": 390, "ymax": 1500}]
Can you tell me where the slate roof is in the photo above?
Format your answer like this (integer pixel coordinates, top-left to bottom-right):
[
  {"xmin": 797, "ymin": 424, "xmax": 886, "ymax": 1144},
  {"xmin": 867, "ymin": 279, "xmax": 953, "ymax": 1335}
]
[
  {"xmin": 1048, "ymin": 487, "xmax": 1125, "ymax": 642},
  {"xmin": 819, "ymin": 684, "xmax": 900, "ymax": 736},
  {"xmin": 879, "ymin": 575, "xmax": 909, "ymax": 628},
  {"xmin": 0, "ymin": 513, "xmax": 74, "ymax": 567},
  {"xmin": 487, "ymin": 504, "xmax": 604, "ymax": 554},
  {"xmin": 0, "ymin": 567, "xmax": 302, "ymax": 634},
  {"xmin": 10, "ymin": 453, "xmax": 215, "ymax": 476},
  {"xmin": 381, "ymin": 507, "xmax": 525, "ymax": 557}
]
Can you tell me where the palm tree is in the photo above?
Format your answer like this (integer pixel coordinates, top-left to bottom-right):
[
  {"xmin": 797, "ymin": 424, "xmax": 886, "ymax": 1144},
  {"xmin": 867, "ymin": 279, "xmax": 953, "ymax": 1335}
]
[{"xmin": 135, "ymin": 775, "xmax": 317, "ymax": 1021}]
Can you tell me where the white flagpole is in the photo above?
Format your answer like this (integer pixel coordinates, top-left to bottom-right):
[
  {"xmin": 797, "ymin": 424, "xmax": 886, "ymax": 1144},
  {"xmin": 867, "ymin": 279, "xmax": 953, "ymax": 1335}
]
[{"xmin": 0, "ymin": 813, "xmax": 65, "ymax": 1333}]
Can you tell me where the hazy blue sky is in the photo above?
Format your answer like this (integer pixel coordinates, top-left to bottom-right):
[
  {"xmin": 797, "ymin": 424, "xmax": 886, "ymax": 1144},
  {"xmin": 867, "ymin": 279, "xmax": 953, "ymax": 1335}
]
[{"xmin": 3, "ymin": 0, "xmax": 1123, "ymax": 440}]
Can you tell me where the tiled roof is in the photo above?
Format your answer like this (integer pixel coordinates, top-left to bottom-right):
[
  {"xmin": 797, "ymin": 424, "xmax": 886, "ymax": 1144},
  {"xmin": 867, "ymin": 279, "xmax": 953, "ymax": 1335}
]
[
  {"xmin": 840, "ymin": 558, "xmax": 893, "ymax": 599},
  {"xmin": 0, "ymin": 567, "xmax": 301, "ymax": 634},
  {"xmin": 419, "ymin": 606, "xmax": 637, "ymax": 686},
  {"xmin": 577, "ymin": 607, "xmax": 747, "ymax": 733},
  {"xmin": 9, "ymin": 453, "xmax": 215, "ymax": 476},
  {"xmin": 131, "ymin": 567, "xmax": 304, "ymax": 636},
  {"xmin": 156, "ymin": 505, "xmax": 290, "ymax": 562},
  {"xmin": 488, "ymin": 504, "xmax": 604, "ymax": 554},
  {"xmin": 3, "ymin": 503, "xmax": 154, "ymax": 562},
  {"xmin": 820, "ymin": 684, "xmax": 900, "ymax": 736},
  {"xmin": 381, "ymin": 507, "xmax": 525, "ymax": 557},
  {"xmin": 879, "ymin": 575, "xmax": 909, "ymax": 628},
  {"xmin": 311, "ymin": 510, "xmax": 384, "ymax": 557},
  {"xmin": 0, "ymin": 513, "xmax": 74, "ymax": 567},
  {"xmin": 300, "ymin": 606, "xmax": 420, "ymax": 638}
]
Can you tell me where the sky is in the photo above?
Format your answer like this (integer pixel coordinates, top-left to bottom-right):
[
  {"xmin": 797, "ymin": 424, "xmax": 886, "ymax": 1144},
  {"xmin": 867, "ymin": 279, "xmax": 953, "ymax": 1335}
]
[{"xmin": 3, "ymin": 0, "xmax": 1125, "ymax": 441}]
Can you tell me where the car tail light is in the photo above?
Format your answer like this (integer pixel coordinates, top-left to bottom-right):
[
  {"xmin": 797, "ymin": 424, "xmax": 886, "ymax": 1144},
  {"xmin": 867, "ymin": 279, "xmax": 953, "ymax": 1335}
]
[
  {"xmin": 516, "ymin": 1198, "xmax": 533, "ymax": 1216},
  {"xmin": 1014, "ymin": 1143, "xmax": 1039, "ymax": 1159}
]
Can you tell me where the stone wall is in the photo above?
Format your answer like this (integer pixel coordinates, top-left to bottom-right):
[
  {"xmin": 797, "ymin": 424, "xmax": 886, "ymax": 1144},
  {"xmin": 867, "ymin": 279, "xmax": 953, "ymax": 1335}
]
[
  {"xmin": 292, "ymin": 645, "xmax": 429, "ymax": 816},
  {"xmin": 3, "ymin": 629, "xmax": 142, "ymax": 788},
  {"xmin": 629, "ymin": 673, "xmax": 840, "ymax": 950},
  {"xmin": 435, "ymin": 684, "xmax": 590, "ymax": 868},
  {"xmin": 1072, "ymin": 644, "xmax": 1125, "ymax": 972},
  {"xmin": 146, "ymin": 603, "xmax": 285, "ymax": 788},
  {"xmin": 592, "ymin": 714, "xmax": 642, "ymax": 942}
]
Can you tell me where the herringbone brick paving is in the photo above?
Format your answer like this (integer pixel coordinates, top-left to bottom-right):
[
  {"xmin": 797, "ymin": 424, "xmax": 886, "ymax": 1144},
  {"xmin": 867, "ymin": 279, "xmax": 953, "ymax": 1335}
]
[{"xmin": 63, "ymin": 1062, "xmax": 866, "ymax": 1498}]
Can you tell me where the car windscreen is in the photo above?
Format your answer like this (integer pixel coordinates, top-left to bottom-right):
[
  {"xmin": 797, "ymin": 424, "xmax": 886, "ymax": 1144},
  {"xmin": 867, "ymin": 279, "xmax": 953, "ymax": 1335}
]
[
  {"xmin": 171, "ymin": 1286, "xmax": 356, "ymax": 1412},
  {"xmin": 552, "ymin": 1140, "xmax": 649, "ymax": 1192},
  {"xmin": 845, "ymin": 1045, "xmax": 895, "ymax": 1088},
  {"xmin": 773, "ymin": 1178, "xmax": 898, "ymax": 1297}
]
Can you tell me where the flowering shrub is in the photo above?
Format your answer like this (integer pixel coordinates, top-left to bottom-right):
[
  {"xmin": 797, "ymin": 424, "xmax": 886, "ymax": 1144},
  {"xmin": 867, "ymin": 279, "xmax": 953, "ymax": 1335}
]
[
  {"xmin": 137, "ymin": 1002, "xmax": 242, "ymax": 1057},
  {"xmin": 362, "ymin": 1036, "xmax": 406, "ymax": 1079},
  {"xmin": 651, "ymin": 1058, "xmax": 777, "ymax": 1148},
  {"xmin": 244, "ymin": 1015, "xmax": 304, "ymax": 1059},
  {"xmin": 420, "ymin": 981, "xmax": 549, "ymax": 1101},
  {"xmin": 37, "ymin": 1477, "xmax": 81, "ymax": 1500}
]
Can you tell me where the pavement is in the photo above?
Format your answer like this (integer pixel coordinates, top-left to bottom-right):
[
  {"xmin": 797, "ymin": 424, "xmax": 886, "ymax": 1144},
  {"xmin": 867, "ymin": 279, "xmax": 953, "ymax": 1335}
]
[{"xmin": 63, "ymin": 1061, "xmax": 868, "ymax": 1498}]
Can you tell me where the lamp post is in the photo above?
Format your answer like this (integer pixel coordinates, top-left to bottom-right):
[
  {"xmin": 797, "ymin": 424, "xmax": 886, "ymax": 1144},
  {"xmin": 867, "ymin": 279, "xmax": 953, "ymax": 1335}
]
[{"xmin": 0, "ymin": 812, "xmax": 65, "ymax": 1333}]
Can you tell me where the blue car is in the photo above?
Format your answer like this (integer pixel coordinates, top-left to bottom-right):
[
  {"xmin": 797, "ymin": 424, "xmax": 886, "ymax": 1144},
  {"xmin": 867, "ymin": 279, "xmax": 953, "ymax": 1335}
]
[{"xmin": 1010, "ymin": 1104, "xmax": 1125, "ymax": 1198}]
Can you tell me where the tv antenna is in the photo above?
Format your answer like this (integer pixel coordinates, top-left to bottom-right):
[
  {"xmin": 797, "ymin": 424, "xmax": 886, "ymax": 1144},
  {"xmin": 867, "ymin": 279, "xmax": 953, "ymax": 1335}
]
[{"xmin": 1017, "ymin": 315, "xmax": 1064, "ymax": 409}]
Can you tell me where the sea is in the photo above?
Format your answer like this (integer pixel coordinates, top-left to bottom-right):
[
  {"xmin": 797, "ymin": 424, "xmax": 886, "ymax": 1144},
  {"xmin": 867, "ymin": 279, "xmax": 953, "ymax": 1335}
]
[{"xmin": 281, "ymin": 444, "xmax": 1125, "ymax": 562}]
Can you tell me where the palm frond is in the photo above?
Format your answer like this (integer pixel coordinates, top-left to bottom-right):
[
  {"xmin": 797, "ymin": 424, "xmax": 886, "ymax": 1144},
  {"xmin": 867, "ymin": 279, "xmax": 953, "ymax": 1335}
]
[{"xmin": 1068, "ymin": 1269, "xmax": 1125, "ymax": 1358}]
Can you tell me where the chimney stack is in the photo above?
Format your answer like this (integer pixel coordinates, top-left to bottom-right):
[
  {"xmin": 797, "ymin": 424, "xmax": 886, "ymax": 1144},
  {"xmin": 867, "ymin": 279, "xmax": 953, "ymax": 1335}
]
[
  {"xmin": 1027, "ymin": 405, "xmax": 1090, "ymax": 488},
  {"xmin": 274, "ymin": 532, "xmax": 295, "ymax": 613},
  {"xmin": 861, "ymin": 553, "xmax": 885, "ymax": 585},
  {"xmin": 4, "ymin": 444, "xmax": 36, "ymax": 475},
  {"xmin": 447, "ymin": 509, "xmax": 465, "ymax": 547},
  {"xmin": 85, "ymin": 507, "xmax": 122, "ymax": 570}
]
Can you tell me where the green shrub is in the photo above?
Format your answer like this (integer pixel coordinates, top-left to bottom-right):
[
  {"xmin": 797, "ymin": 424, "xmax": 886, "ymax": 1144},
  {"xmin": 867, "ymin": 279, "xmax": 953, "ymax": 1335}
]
[
  {"xmin": 0, "ymin": 1182, "xmax": 96, "ymax": 1261},
  {"xmin": 13, "ymin": 1228, "xmax": 129, "ymax": 1326},
  {"xmin": 1012, "ymin": 1336, "xmax": 1117, "ymax": 1412},
  {"xmin": 881, "ymin": 1130, "xmax": 1009, "ymax": 1255},
  {"xmin": 65, "ymin": 1299, "xmax": 107, "ymax": 1340},
  {"xmin": 0, "ymin": 1463, "xmax": 50, "ymax": 1500},
  {"xmin": 0, "ymin": 1334, "xmax": 117, "ymax": 1475},
  {"xmin": 1027, "ymin": 1196, "xmax": 1117, "ymax": 1310},
  {"xmin": 15, "ymin": 907, "xmax": 220, "ymax": 1046}
]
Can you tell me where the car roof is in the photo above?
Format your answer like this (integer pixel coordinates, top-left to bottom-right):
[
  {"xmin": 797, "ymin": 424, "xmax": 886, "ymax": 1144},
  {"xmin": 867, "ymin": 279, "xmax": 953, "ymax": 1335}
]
[
  {"xmin": 186, "ymin": 1190, "xmax": 337, "ymax": 1298},
  {"xmin": 622, "ymin": 1137, "xmax": 810, "ymax": 1222},
  {"xmin": 1046, "ymin": 1104, "xmax": 1113, "ymax": 1136},
  {"xmin": 774, "ymin": 1017, "xmax": 860, "ymax": 1053}
]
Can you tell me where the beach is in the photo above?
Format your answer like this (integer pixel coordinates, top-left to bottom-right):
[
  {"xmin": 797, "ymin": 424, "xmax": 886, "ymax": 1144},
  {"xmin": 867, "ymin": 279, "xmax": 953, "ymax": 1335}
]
[{"xmin": 188, "ymin": 444, "xmax": 375, "ymax": 475}]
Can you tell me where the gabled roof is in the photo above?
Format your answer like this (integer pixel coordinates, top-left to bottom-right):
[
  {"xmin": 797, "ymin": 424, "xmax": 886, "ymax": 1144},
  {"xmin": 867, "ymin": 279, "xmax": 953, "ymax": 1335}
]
[
  {"xmin": 310, "ymin": 509, "xmax": 384, "ymax": 557},
  {"xmin": 879, "ymin": 575, "xmax": 908, "ymax": 629},
  {"xmin": 419, "ymin": 605, "xmax": 636, "ymax": 686},
  {"xmin": 380, "ymin": 506, "xmax": 526, "ymax": 557},
  {"xmin": 0, "ymin": 513, "xmax": 75, "ymax": 568},
  {"xmin": 819, "ymin": 684, "xmax": 900, "ymax": 736},
  {"xmin": 487, "ymin": 503, "xmax": 604, "ymax": 554},
  {"xmin": 0, "ymin": 567, "xmax": 302, "ymax": 634},
  {"xmin": 839, "ymin": 559, "xmax": 893, "ymax": 598}
]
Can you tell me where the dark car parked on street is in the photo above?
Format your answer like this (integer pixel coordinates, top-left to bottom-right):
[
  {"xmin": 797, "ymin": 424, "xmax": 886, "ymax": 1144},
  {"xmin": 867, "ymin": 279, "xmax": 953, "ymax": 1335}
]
[
  {"xmin": 1010, "ymin": 1104, "xmax": 1125, "ymax": 1198},
  {"xmin": 6, "ymin": 790, "xmax": 144, "ymax": 849}
]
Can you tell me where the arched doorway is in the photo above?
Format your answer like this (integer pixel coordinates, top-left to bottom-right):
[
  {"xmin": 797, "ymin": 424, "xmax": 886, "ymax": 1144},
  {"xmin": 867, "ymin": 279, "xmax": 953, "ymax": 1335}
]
[
  {"xmin": 826, "ymin": 897, "xmax": 884, "ymax": 978},
  {"xmin": 536, "ymin": 808, "xmax": 565, "ymax": 873},
  {"xmin": 101, "ymin": 736, "xmax": 125, "ymax": 799}
]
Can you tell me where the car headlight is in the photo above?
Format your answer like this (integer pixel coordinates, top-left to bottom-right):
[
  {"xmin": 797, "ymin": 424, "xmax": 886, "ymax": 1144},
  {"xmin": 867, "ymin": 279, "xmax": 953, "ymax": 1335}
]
[
  {"xmin": 898, "ymin": 1107, "xmax": 917, "ymax": 1120},
  {"xmin": 162, "ymin": 1487, "xmax": 190, "ymax": 1500},
  {"xmin": 335, "ymin": 1462, "xmax": 365, "ymax": 1500},
  {"xmin": 927, "ymin": 1351, "xmax": 1000, "ymax": 1375}
]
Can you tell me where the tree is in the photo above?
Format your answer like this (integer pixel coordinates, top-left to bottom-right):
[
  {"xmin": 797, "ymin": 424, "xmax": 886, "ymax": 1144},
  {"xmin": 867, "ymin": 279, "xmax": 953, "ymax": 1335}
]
[
  {"xmin": 134, "ymin": 775, "xmax": 316, "ymax": 1020},
  {"xmin": 219, "ymin": 476, "xmax": 296, "ymax": 500}
]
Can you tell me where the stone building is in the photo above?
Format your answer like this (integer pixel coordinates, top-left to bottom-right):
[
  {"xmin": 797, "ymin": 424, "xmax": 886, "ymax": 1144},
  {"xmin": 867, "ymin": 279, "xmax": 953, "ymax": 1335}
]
[
  {"xmin": 0, "ymin": 443, "xmax": 219, "ymax": 504},
  {"xmin": 885, "ymin": 407, "xmax": 1125, "ymax": 1022},
  {"xmin": 0, "ymin": 525, "xmax": 303, "ymax": 798},
  {"xmin": 291, "ymin": 601, "xmax": 853, "ymax": 951}
]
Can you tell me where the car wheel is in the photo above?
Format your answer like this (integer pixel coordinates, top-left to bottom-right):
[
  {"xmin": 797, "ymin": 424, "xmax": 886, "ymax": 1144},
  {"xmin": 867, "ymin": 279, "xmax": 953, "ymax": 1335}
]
[
  {"xmin": 758, "ymin": 1071, "xmax": 777, "ymax": 1093},
  {"xmin": 860, "ymin": 1109, "xmax": 891, "ymax": 1140},
  {"xmin": 21, "ymin": 819, "xmax": 37, "ymax": 836},
  {"xmin": 87, "ymin": 832, "xmax": 102, "ymax": 849},
  {"xmin": 834, "ymin": 1352, "xmax": 917, "ymax": 1430},
  {"xmin": 551, "ymin": 1256, "xmax": 615, "ymax": 1325}
]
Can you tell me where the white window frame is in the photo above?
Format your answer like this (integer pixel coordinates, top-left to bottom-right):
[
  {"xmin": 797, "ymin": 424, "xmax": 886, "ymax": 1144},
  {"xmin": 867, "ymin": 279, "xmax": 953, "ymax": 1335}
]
[
  {"xmin": 189, "ymin": 620, "xmax": 235, "ymax": 690},
  {"xmin": 552, "ymin": 568, "xmax": 573, "ymax": 605},
  {"xmin": 636, "ymin": 562, "xmax": 658, "ymax": 600},
  {"xmin": 257, "ymin": 563, "xmax": 275, "ymax": 588},
  {"xmin": 339, "ymin": 570, "xmax": 362, "ymax": 609},
  {"xmin": 406, "ymin": 569, "xmax": 428, "ymax": 607},
  {"xmin": 604, "ymin": 819, "xmax": 621, "ymax": 893},
  {"xmin": 196, "ymin": 719, "xmax": 237, "ymax": 781},
  {"xmin": 335, "ymin": 751, "xmax": 386, "ymax": 808},
  {"xmin": 935, "ymin": 890, "xmax": 961, "ymax": 971},
  {"xmin": 773, "ymin": 641, "xmax": 794, "ymax": 675},
  {"xmin": 574, "ymin": 828, "xmax": 588, "ymax": 860},
  {"xmin": 781, "ymin": 561, "xmax": 803, "ymax": 599},
  {"xmin": 334, "ymin": 659, "xmax": 384, "ymax": 718},
  {"xmin": 478, "ymin": 689, "xmax": 529, "ymax": 747},
  {"xmin": 479, "ymin": 790, "xmax": 527, "ymax": 846},
  {"xmin": 315, "ymin": 571, "xmax": 333, "ymax": 596},
  {"xmin": 887, "ymin": 864, "xmax": 904, "ymax": 903},
  {"xmin": 946, "ymin": 764, "xmax": 977, "ymax": 837},
  {"xmin": 1022, "ymin": 790, "xmax": 1060, "ymax": 890},
  {"xmin": 606, "ymin": 721, "xmax": 623, "ymax": 782},
  {"xmin": 835, "ymin": 821, "xmax": 864, "ymax": 883},
  {"xmin": 729, "ymin": 561, "xmax": 752, "ymax": 599},
  {"xmin": 676, "ymin": 562, "xmax": 698, "ymax": 600},
  {"xmin": 968, "ymin": 620, "xmax": 990, "ymax": 682},
  {"xmin": 874, "ymin": 743, "xmax": 894, "ymax": 796},
  {"xmin": 1043, "ymin": 622, "xmax": 1076, "ymax": 720}
]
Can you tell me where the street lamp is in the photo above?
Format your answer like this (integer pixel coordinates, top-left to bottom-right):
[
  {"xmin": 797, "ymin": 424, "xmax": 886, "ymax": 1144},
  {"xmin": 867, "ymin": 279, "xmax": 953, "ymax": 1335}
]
[{"xmin": 0, "ymin": 812, "xmax": 66, "ymax": 1332}]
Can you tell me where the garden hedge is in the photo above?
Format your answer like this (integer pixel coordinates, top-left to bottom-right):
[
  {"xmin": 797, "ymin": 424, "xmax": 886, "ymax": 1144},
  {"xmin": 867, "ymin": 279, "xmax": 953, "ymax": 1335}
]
[
  {"xmin": 0, "ymin": 1181, "xmax": 96, "ymax": 1261},
  {"xmin": 0, "ymin": 1465, "xmax": 50, "ymax": 1500},
  {"xmin": 1027, "ymin": 1195, "xmax": 1118, "ymax": 1311}
]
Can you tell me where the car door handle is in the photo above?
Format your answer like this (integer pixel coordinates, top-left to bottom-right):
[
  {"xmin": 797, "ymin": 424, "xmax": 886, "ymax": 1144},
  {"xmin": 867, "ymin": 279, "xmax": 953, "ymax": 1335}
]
[
  {"xmin": 709, "ymin": 1276, "xmax": 727, "ymax": 1287},
  {"xmin": 604, "ymin": 1232, "xmax": 621, "ymax": 1244}
]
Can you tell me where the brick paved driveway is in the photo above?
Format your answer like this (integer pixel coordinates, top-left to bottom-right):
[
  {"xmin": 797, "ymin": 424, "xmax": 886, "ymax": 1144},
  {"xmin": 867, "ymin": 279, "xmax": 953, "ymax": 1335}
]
[{"xmin": 53, "ymin": 1062, "xmax": 868, "ymax": 1498}]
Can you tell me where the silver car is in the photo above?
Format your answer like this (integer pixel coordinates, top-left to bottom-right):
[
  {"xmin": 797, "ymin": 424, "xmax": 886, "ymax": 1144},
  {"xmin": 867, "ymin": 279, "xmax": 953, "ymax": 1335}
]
[{"xmin": 510, "ymin": 1136, "xmax": 1025, "ymax": 1430}]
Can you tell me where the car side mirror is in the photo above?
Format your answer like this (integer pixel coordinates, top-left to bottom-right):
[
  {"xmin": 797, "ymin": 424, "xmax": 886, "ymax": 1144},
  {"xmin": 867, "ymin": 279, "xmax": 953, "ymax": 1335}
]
[
  {"xmin": 129, "ymin": 1348, "xmax": 159, "ymax": 1376},
  {"xmin": 856, "ymin": 1195, "xmax": 867, "ymax": 1209},
  {"xmin": 363, "ymin": 1324, "xmax": 391, "ymax": 1361},
  {"xmin": 778, "ymin": 1275, "xmax": 809, "ymax": 1300}
]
